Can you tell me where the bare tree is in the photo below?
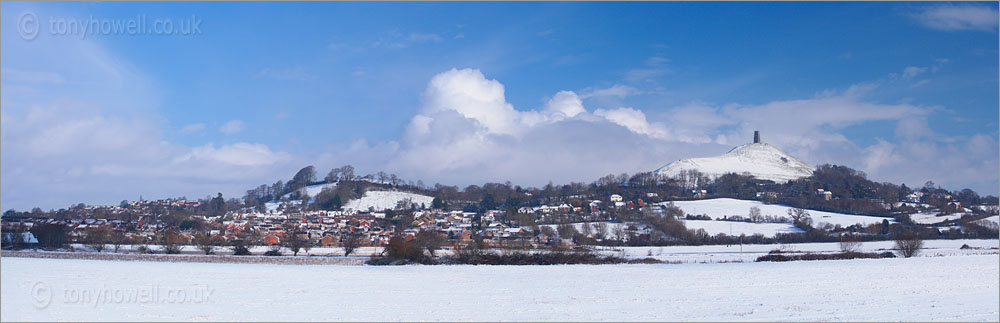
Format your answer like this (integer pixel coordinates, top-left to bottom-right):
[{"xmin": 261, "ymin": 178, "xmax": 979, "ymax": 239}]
[
  {"xmin": 110, "ymin": 229, "xmax": 128, "ymax": 253},
  {"xmin": 341, "ymin": 231, "xmax": 362, "ymax": 257},
  {"xmin": 283, "ymin": 230, "xmax": 311, "ymax": 256},
  {"xmin": 594, "ymin": 222, "xmax": 609, "ymax": 239},
  {"xmin": 894, "ymin": 232, "xmax": 924, "ymax": 258},
  {"xmin": 85, "ymin": 227, "xmax": 110, "ymax": 252},
  {"xmin": 838, "ymin": 234, "xmax": 862, "ymax": 253},
  {"xmin": 158, "ymin": 229, "xmax": 185, "ymax": 254},
  {"xmin": 194, "ymin": 232, "xmax": 221, "ymax": 255},
  {"xmin": 748, "ymin": 206, "xmax": 763, "ymax": 223},
  {"xmin": 414, "ymin": 230, "xmax": 445, "ymax": 257}
]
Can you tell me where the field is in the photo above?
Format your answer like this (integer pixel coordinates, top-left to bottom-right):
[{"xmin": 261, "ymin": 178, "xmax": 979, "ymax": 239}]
[
  {"xmin": 667, "ymin": 198, "xmax": 893, "ymax": 227},
  {"xmin": 2, "ymin": 247, "xmax": 998, "ymax": 321}
]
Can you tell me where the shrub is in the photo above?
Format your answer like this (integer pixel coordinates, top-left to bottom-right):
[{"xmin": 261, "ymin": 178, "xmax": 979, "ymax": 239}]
[
  {"xmin": 756, "ymin": 251, "xmax": 887, "ymax": 262},
  {"xmin": 264, "ymin": 245, "xmax": 283, "ymax": 256},
  {"xmin": 838, "ymin": 234, "xmax": 862, "ymax": 253},
  {"xmin": 894, "ymin": 233, "xmax": 924, "ymax": 258}
]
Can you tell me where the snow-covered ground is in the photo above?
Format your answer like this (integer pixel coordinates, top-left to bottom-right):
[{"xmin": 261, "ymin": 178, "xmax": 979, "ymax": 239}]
[
  {"xmin": 597, "ymin": 239, "xmax": 998, "ymax": 263},
  {"xmin": 976, "ymin": 215, "xmax": 999, "ymax": 227},
  {"xmin": 683, "ymin": 219, "xmax": 803, "ymax": 237},
  {"xmin": 655, "ymin": 142, "xmax": 816, "ymax": 183},
  {"xmin": 543, "ymin": 220, "xmax": 803, "ymax": 239},
  {"xmin": 343, "ymin": 190, "xmax": 434, "ymax": 212},
  {"xmin": 668, "ymin": 198, "xmax": 893, "ymax": 227},
  {"xmin": 910, "ymin": 212, "xmax": 964, "ymax": 225},
  {"xmin": 2, "ymin": 254, "xmax": 996, "ymax": 321}
]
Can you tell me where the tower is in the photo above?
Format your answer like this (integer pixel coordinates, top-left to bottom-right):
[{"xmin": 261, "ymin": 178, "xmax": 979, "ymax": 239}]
[{"xmin": 753, "ymin": 131, "xmax": 760, "ymax": 144}]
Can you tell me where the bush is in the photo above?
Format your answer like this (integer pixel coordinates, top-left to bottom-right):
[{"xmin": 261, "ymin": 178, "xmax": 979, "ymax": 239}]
[
  {"xmin": 264, "ymin": 245, "xmax": 283, "ymax": 256},
  {"xmin": 838, "ymin": 234, "xmax": 862, "ymax": 253},
  {"xmin": 756, "ymin": 251, "xmax": 887, "ymax": 262},
  {"xmin": 894, "ymin": 233, "xmax": 924, "ymax": 258},
  {"xmin": 136, "ymin": 245, "xmax": 155, "ymax": 254}
]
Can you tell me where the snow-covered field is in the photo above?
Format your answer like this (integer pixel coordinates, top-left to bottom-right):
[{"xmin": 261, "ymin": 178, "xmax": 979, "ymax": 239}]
[
  {"xmin": 598, "ymin": 239, "xmax": 999, "ymax": 263},
  {"xmin": 977, "ymin": 215, "xmax": 999, "ymax": 226},
  {"xmin": 2, "ymin": 254, "xmax": 997, "ymax": 321},
  {"xmin": 668, "ymin": 198, "xmax": 893, "ymax": 227},
  {"xmin": 542, "ymin": 219, "xmax": 801, "ymax": 239},
  {"xmin": 910, "ymin": 212, "xmax": 964, "ymax": 225},
  {"xmin": 683, "ymin": 219, "xmax": 804, "ymax": 237},
  {"xmin": 343, "ymin": 190, "xmax": 434, "ymax": 211}
]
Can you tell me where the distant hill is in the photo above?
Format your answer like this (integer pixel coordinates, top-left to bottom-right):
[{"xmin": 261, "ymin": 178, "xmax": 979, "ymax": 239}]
[{"xmin": 655, "ymin": 141, "xmax": 815, "ymax": 183}]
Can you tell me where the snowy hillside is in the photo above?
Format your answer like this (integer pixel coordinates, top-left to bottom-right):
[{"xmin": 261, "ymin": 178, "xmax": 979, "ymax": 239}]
[
  {"xmin": 280, "ymin": 182, "xmax": 337, "ymax": 201},
  {"xmin": 655, "ymin": 142, "xmax": 815, "ymax": 183},
  {"xmin": 667, "ymin": 198, "xmax": 893, "ymax": 227},
  {"xmin": 543, "ymin": 220, "xmax": 803, "ymax": 239},
  {"xmin": 343, "ymin": 190, "xmax": 434, "ymax": 212}
]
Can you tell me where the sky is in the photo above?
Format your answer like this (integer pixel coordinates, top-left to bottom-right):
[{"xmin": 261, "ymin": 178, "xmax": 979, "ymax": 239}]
[{"xmin": 2, "ymin": 2, "xmax": 998, "ymax": 211}]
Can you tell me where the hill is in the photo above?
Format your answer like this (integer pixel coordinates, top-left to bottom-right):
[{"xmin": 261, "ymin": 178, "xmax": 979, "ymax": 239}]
[{"xmin": 655, "ymin": 141, "xmax": 815, "ymax": 183}]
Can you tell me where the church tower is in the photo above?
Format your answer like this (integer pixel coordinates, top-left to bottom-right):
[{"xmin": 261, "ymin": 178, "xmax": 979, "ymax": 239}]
[{"xmin": 753, "ymin": 130, "xmax": 760, "ymax": 144}]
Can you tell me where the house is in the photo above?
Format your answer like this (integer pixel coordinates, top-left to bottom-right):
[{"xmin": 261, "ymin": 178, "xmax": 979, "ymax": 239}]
[
  {"xmin": 692, "ymin": 190, "xmax": 708, "ymax": 198},
  {"xmin": 646, "ymin": 192, "xmax": 659, "ymax": 198},
  {"xmin": 534, "ymin": 233, "xmax": 550, "ymax": 245},
  {"xmin": 320, "ymin": 235, "xmax": 337, "ymax": 247},
  {"xmin": 262, "ymin": 233, "xmax": 281, "ymax": 246},
  {"xmin": 610, "ymin": 194, "xmax": 624, "ymax": 202}
]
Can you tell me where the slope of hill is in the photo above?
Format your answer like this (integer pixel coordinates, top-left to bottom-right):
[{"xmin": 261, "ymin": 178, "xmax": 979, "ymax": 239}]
[
  {"xmin": 655, "ymin": 142, "xmax": 815, "ymax": 183},
  {"xmin": 343, "ymin": 190, "xmax": 435, "ymax": 212},
  {"xmin": 666, "ymin": 198, "xmax": 893, "ymax": 227}
]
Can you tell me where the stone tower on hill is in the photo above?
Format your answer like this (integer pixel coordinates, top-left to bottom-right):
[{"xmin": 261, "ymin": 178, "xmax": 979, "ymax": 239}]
[{"xmin": 754, "ymin": 130, "xmax": 760, "ymax": 144}]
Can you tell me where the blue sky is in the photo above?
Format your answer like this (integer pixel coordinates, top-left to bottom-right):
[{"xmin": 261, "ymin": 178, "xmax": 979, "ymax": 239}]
[{"xmin": 2, "ymin": 2, "xmax": 998, "ymax": 210}]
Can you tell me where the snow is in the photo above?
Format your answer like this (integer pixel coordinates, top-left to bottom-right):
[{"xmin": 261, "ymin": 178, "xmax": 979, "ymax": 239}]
[
  {"xmin": 343, "ymin": 190, "xmax": 434, "ymax": 212},
  {"xmin": 667, "ymin": 198, "xmax": 894, "ymax": 227},
  {"xmin": 655, "ymin": 142, "xmax": 815, "ymax": 183},
  {"xmin": 301, "ymin": 182, "xmax": 336, "ymax": 198},
  {"xmin": 977, "ymin": 215, "xmax": 999, "ymax": 225},
  {"xmin": 278, "ymin": 182, "xmax": 338, "ymax": 202},
  {"xmin": 683, "ymin": 219, "xmax": 803, "ymax": 237},
  {"xmin": 596, "ymin": 239, "xmax": 999, "ymax": 263},
  {"xmin": 910, "ymin": 212, "xmax": 964, "ymax": 225},
  {"xmin": 545, "ymin": 220, "xmax": 804, "ymax": 240},
  {"xmin": 3, "ymin": 253, "xmax": 997, "ymax": 321}
]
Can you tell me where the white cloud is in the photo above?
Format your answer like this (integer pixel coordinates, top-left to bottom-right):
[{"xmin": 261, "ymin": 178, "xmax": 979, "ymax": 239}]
[
  {"xmin": 219, "ymin": 120, "xmax": 246, "ymax": 135},
  {"xmin": 1, "ymin": 68, "xmax": 65, "ymax": 84},
  {"xmin": 176, "ymin": 143, "xmax": 288, "ymax": 167},
  {"xmin": 901, "ymin": 66, "xmax": 928, "ymax": 80},
  {"xmin": 580, "ymin": 85, "xmax": 641, "ymax": 99},
  {"xmin": 593, "ymin": 107, "xmax": 668, "ymax": 139},
  {"xmin": 180, "ymin": 123, "xmax": 206, "ymax": 134},
  {"xmin": 911, "ymin": 3, "xmax": 999, "ymax": 32},
  {"xmin": 366, "ymin": 69, "xmax": 997, "ymax": 195}
]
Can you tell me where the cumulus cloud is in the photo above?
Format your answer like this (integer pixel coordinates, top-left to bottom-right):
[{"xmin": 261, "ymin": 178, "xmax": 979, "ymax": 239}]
[
  {"xmin": 910, "ymin": 3, "xmax": 999, "ymax": 32},
  {"xmin": 1, "ymin": 24, "xmax": 295, "ymax": 210},
  {"xmin": 355, "ymin": 68, "xmax": 996, "ymax": 195},
  {"xmin": 219, "ymin": 120, "xmax": 246, "ymax": 135}
]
